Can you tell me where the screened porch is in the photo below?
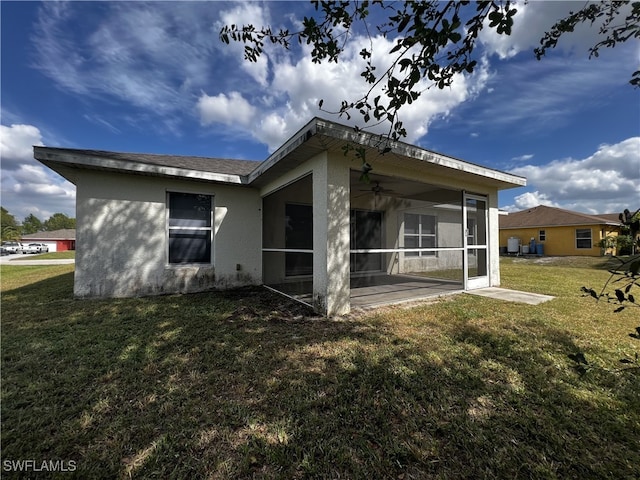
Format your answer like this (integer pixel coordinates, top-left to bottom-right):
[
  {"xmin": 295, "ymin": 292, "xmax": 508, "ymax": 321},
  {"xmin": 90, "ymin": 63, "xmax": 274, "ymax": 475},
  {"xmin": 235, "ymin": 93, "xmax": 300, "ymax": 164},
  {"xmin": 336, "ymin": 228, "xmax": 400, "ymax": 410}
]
[{"xmin": 261, "ymin": 170, "xmax": 487, "ymax": 310}]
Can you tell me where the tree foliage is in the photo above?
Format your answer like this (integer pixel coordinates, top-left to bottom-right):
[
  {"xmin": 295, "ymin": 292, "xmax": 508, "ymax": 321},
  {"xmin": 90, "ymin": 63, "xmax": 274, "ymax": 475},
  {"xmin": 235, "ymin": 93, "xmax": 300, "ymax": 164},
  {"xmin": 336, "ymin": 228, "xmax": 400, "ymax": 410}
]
[
  {"xmin": 43, "ymin": 213, "xmax": 76, "ymax": 231},
  {"xmin": 535, "ymin": 1, "xmax": 640, "ymax": 86},
  {"xmin": 1, "ymin": 207, "xmax": 20, "ymax": 241},
  {"xmin": 0, "ymin": 208, "xmax": 76, "ymax": 239},
  {"xmin": 22, "ymin": 214, "xmax": 44, "ymax": 235},
  {"xmin": 221, "ymin": 0, "xmax": 639, "ymax": 142}
]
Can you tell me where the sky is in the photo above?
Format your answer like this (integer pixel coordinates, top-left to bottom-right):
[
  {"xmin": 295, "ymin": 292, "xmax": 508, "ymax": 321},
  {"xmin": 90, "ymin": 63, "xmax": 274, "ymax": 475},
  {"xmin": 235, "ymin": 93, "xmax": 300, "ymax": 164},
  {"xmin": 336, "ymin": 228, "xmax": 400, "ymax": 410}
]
[{"xmin": 1, "ymin": 0, "xmax": 639, "ymax": 222}]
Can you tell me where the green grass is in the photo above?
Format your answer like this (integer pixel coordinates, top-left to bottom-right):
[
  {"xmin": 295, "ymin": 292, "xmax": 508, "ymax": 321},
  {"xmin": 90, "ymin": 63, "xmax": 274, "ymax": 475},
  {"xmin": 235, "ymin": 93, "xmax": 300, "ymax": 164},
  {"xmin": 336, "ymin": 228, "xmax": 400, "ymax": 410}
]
[{"xmin": 1, "ymin": 259, "xmax": 638, "ymax": 479}]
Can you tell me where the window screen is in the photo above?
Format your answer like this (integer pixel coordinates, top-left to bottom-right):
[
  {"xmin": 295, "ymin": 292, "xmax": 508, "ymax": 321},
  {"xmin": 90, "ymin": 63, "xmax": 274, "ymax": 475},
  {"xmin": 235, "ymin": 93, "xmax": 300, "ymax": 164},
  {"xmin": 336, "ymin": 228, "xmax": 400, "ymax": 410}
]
[
  {"xmin": 168, "ymin": 192, "xmax": 212, "ymax": 264},
  {"xmin": 576, "ymin": 228, "xmax": 592, "ymax": 249}
]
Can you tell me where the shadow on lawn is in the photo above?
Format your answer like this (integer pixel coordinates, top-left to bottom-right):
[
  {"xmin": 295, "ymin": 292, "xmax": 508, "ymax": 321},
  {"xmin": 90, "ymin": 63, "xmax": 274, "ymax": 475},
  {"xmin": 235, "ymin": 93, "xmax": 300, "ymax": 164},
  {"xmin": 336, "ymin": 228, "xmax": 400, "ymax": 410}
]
[{"xmin": 2, "ymin": 274, "xmax": 639, "ymax": 479}]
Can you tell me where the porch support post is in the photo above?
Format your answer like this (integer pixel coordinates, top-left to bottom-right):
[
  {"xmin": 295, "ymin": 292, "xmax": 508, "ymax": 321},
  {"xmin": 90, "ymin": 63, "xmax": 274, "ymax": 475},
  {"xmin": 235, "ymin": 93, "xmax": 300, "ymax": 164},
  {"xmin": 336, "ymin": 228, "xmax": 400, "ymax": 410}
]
[
  {"xmin": 488, "ymin": 191, "xmax": 500, "ymax": 286},
  {"xmin": 312, "ymin": 153, "xmax": 351, "ymax": 315}
]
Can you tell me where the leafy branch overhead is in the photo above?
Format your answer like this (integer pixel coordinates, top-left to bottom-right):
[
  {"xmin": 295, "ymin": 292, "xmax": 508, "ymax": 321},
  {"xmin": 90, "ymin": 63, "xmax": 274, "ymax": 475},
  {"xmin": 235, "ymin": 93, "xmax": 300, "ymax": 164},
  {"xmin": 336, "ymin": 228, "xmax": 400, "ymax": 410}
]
[{"xmin": 220, "ymin": 0, "xmax": 639, "ymax": 142}]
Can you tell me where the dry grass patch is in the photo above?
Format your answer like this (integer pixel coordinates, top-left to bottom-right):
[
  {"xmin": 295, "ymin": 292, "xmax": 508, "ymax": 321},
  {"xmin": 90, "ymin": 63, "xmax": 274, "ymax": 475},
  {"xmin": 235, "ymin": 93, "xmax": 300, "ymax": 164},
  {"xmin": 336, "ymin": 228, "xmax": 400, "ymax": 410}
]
[{"xmin": 1, "ymin": 260, "xmax": 638, "ymax": 479}]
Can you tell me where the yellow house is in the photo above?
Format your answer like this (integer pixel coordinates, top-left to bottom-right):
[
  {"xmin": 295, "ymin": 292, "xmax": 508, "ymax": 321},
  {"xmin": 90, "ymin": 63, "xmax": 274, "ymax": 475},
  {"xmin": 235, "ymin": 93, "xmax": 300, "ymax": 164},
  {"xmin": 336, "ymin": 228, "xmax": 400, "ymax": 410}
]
[{"xmin": 499, "ymin": 205, "xmax": 622, "ymax": 256}]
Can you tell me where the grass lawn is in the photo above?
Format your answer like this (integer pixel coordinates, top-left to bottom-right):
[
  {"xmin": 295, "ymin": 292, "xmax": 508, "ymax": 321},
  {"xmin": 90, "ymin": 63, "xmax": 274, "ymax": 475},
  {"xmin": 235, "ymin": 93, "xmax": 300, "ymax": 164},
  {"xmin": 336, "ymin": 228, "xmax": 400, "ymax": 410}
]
[{"xmin": 1, "ymin": 259, "xmax": 638, "ymax": 479}]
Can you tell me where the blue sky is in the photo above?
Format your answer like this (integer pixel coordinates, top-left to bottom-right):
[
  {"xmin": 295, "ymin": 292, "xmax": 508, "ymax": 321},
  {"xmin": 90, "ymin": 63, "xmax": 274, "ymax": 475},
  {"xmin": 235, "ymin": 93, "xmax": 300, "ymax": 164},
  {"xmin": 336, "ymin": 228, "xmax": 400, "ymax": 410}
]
[{"xmin": 1, "ymin": 1, "xmax": 639, "ymax": 221}]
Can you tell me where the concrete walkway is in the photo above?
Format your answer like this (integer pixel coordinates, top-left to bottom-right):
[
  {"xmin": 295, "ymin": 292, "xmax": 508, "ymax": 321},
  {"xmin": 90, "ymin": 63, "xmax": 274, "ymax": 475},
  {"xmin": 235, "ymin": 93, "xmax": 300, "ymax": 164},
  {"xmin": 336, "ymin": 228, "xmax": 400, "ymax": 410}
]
[
  {"xmin": 467, "ymin": 287, "xmax": 554, "ymax": 305},
  {"xmin": 0, "ymin": 254, "xmax": 74, "ymax": 265}
]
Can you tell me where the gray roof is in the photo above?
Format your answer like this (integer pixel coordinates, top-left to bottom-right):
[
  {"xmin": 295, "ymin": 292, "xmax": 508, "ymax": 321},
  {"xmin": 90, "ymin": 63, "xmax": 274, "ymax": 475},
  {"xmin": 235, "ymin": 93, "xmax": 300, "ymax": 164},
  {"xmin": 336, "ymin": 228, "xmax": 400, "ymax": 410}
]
[
  {"xmin": 34, "ymin": 147, "xmax": 260, "ymax": 177},
  {"xmin": 500, "ymin": 205, "xmax": 622, "ymax": 229},
  {"xmin": 34, "ymin": 118, "xmax": 526, "ymax": 190},
  {"xmin": 22, "ymin": 229, "xmax": 76, "ymax": 240},
  {"xmin": 74, "ymin": 149, "xmax": 260, "ymax": 175}
]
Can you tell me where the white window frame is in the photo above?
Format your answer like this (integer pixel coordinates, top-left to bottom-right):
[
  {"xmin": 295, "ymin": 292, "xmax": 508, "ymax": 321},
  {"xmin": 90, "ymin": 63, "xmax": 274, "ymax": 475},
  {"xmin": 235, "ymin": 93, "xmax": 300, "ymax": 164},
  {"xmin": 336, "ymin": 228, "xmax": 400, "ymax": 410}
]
[
  {"xmin": 539, "ymin": 230, "xmax": 546, "ymax": 242},
  {"xmin": 404, "ymin": 213, "xmax": 437, "ymax": 257},
  {"xmin": 467, "ymin": 217, "xmax": 477, "ymax": 255},
  {"xmin": 575, "ymin": 228, "xmax": 592, "ymax": 249},
  {"xmin": 167, "ymin": 191, "xmax": 214, "ymax": 265}
]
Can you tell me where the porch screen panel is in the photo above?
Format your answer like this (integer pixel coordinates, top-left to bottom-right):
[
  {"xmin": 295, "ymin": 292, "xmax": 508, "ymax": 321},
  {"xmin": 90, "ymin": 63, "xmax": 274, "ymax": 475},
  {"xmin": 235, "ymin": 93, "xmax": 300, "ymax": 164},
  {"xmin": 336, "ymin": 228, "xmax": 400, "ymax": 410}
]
[
  {"xmin": 350, "ymin": 210, "xmax": 383, "ymax": 273},
  {"xmin": 262, "ymin": 174, "xmax": 314, "ymax": 306},
  {"xmin": 400, "ymin": 193, "xmax": 464, "ymax": 282},
  {"xmin": 285, "ymin": 204, "xmax": 313, "ymax": 276}
]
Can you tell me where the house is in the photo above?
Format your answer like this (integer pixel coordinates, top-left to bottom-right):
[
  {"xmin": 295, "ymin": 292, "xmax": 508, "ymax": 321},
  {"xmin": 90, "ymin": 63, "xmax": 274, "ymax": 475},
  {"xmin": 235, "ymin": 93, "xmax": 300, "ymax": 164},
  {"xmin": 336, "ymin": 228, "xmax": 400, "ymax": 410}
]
[
  {"xmin": 499, "ymin": 205, "xmax": 622, "ymax": 256},
  {"xmin": 21, "ymin": 229, "xmax": 76, "ymax": 252},
  {"xmin": 34, "ymin": 118, "xmax": 525, "ymax": 315}
]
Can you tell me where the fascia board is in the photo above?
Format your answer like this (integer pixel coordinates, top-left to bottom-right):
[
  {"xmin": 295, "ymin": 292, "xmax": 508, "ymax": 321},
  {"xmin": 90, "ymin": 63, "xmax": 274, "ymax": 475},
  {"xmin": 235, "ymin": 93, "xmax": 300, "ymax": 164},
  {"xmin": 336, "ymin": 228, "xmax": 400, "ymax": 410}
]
[
  {"xmin": 248, "ymin": 117, "xmax": 526, "ymax": 189},
  {"xmin": 35, "ymin": 149, "xmax": 247, "ymax": 185}
]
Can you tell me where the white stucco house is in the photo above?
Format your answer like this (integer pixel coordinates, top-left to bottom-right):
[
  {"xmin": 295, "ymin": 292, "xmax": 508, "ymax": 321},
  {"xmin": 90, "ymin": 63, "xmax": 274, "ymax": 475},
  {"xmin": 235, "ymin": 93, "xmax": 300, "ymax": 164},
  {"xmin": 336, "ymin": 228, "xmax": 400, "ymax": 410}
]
[{"xmin": 35, "ymin": 118, "xmax": 526, "ymax": 315}]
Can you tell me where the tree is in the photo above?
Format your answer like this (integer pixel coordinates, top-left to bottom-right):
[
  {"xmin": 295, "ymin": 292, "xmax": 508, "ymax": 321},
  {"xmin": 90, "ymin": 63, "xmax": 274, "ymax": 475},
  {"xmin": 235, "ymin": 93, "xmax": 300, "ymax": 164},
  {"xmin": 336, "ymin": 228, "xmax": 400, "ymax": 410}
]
[
  {"xmin": 43, "ymin": 213, "xmax": 76, "ymax": 231},
  {"xmin": 618, "ymin": 208, "xmax": 640, "ymax": 255},
  {"xmin": 574, "ymin": 207, "xmax": 640, "ymax": 374},
  {"xmin": 22, "ymin": 214, "xmax": 44, "ymax": 235},
  {"xmin": 221, "ymin": 0, "xmax": 639, "ymax": 145},
  {"xmin": 1, "ymin": 207, "xmax": 20, "ymax": 241}
]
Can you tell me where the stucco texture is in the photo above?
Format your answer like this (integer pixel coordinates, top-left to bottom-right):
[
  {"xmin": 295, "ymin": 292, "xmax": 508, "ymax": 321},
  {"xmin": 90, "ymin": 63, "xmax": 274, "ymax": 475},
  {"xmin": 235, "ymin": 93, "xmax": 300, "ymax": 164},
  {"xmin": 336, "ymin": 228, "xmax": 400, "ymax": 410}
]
[{"xmin": 74, "ymin": 170, "xmax": 261, "ymax": 298}]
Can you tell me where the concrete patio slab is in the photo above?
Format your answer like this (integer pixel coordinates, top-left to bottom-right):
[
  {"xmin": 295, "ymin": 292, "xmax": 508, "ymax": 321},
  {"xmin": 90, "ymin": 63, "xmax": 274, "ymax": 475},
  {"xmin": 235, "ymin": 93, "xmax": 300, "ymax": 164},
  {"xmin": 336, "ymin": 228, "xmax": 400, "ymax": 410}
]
[{"xmin": 467, "ymin": 287, "xmax": 554, "ymax": 305}]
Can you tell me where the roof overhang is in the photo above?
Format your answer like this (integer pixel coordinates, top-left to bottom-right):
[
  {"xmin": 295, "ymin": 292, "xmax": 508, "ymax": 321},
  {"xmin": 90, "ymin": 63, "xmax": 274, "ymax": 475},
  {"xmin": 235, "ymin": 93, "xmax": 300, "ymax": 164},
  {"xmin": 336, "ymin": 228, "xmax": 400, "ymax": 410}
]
[
  {"xmin": 248, "ymin": 118, "xmax": 526, "ymax": 190},
  {"xmin": 34, "ymin": 147, "xmax": 250, "ymax": 186},
  {"xmin": 34, "ymin": 118, "xmax": 526, "ymax": 191}
]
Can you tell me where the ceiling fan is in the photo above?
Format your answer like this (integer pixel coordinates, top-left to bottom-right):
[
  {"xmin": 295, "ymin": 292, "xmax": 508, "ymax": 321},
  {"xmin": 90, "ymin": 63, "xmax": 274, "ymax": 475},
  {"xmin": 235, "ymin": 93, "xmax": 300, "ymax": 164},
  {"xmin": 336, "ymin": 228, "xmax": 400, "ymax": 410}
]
[
  {"xmin": 360, "ymin": 181, "xmax": 394, "ymax": 196},
  {"xmin": 353, "ymin": 181, "xmax": 396, "ymax": 208}
]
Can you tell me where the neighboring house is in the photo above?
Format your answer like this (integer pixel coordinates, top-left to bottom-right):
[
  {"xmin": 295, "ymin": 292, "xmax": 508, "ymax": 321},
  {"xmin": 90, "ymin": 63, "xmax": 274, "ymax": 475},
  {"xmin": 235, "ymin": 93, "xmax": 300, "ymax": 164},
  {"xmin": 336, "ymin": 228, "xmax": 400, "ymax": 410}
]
[
  {"xmin": 21, "ymin": 229, "xmax": 76, "ymax": 252},
  {"xmin": 34, "ymin": 118, "xmax": 525, "ymax": 315},
  {"xmin": 499, "ymin": 205, "xmax": 622, "ymax": 256}
]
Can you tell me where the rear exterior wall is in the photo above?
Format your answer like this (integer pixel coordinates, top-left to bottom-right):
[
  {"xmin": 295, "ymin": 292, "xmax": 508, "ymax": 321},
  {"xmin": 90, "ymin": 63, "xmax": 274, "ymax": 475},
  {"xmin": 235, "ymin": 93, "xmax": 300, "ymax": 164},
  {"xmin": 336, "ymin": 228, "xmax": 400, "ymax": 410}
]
[{"xmin": 74, "ymin": 170, "xmax": 262, "ymax": 298}]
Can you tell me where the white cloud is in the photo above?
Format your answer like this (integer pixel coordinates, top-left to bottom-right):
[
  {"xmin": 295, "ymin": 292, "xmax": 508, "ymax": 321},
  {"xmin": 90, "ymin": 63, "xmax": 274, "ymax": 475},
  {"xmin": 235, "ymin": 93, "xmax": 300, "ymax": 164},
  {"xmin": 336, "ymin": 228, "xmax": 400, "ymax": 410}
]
[
  {"xmin": 1, "ymin": 124, "xmax": 44, "ymax": 170},
  {"xmin": 31, "ymin": 2, "xmax": 222, "ymax": 133},
  {"xmin": 503, "ymin": 191, "xmax": 560, "ymax": 212},
  {"xmin": 506, "ymin": 137, "xmax": 640, "ymax": 214},
  {"xmin": 0, "ymin": 123, "xmax": 75, "ymax": 220},
  {"xmin": 197, "ymin": 92, "xmax": 257, "ymax": 128},
  {"xmin": 200, "ymin": 30, "xmax": 492, "ymax": 151},
  {"xmin": 215, "ymin": 3, "xmax": 271, "ymax": 87},
  {"xmin": 479, "ymin": 1, "xmax": 634, "ymax": 60},
  {"xmin": 511, "ymin": 154, "xmax": 533, "ymax": 162}
]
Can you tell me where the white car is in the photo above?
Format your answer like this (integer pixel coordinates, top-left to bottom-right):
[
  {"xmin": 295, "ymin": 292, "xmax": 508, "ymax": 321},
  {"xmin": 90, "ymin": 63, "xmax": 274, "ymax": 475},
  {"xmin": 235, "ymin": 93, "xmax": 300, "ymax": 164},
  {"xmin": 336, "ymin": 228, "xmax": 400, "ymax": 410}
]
[
  {"xmin": 34, "ymin": 243, "xmax": 49, "ymax": 253},
  {"xmin": 1, "ymin": 241, "xmax": 23, "ymax": 254},
  {"xmin": 22, "ymin": 243, "xmax": 42, "ymax": 254}
]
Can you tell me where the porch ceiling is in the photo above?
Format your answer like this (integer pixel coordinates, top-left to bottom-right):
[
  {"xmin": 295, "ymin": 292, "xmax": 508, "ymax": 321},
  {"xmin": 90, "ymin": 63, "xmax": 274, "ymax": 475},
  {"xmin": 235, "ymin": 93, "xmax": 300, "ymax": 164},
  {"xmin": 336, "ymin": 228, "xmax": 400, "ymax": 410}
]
[{"xmin": 350, "ymin": 170, "xmax": 462, "ymax": 204}]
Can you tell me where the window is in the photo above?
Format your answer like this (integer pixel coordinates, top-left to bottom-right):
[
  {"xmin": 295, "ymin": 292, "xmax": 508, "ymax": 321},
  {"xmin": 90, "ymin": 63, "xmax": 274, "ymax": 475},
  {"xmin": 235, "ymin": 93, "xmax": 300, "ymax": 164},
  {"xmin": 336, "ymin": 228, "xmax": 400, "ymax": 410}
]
[
  {"xmin": 285, "ymin": 204, "xmax": 313, "ymax": 276},
  {"xmin": 539, "ymin": 230, "xmax": 546, "ymax": 242},
  {"xmin": 576, "ymin": 228, "xmax": 592, "ymax": 249},
  {"xmin": 168, "ymin": 192, "xmax": 213, "ymax": 264},
  {"xmin": 404, "ymin": 213, "xmax": 436, "ymax": 257}
]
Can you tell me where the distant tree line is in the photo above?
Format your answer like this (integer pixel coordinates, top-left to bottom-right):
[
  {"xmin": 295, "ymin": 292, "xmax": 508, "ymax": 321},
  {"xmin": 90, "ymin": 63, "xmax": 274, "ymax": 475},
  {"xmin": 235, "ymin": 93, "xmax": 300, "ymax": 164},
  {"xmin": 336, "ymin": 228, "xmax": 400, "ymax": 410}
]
[{"xmin": 1, "ymin": 207, "xmax": 76, "ymax": 241}]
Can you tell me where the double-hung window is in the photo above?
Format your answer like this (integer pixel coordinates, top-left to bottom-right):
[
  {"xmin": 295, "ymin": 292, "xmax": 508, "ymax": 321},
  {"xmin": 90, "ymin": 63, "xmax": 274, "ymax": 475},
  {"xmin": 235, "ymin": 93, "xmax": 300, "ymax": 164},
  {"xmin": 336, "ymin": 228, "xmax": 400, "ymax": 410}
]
[
  {"xmin": 404, "ymin": 213, "xmax": 436, "ymax": 257},
  {"xmin": 575, "ymin": 228, "xmax": 592, "ymax": 249},
  {"xmin": 168, "ymin": 192, "xmax": 213, "ymax": 264}
]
